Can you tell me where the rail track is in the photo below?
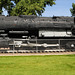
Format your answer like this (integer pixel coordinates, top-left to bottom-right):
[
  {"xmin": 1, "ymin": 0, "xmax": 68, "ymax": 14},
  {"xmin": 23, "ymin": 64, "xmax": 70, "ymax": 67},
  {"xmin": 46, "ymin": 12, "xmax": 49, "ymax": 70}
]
[
  {"xmin": 0, "ymin": 49, "xmax": 75, "ymax": 54},
  {"xmin": 0, "ymin": 52, "xmax": 75, "ymax": 56}
]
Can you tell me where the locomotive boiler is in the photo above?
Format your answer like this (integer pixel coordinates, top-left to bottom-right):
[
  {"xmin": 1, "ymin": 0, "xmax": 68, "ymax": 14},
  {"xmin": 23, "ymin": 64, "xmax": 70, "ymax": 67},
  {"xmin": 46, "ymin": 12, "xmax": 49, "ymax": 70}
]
[{"xmin": 0, "ymin": 15, "xmax": 75, "ymax": 53}]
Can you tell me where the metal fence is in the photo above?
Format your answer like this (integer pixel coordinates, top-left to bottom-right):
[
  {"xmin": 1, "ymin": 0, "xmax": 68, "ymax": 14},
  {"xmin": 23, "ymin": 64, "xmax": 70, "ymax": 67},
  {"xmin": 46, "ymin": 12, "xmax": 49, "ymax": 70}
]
[{"xmin": 8, "ymin": 38, "xmax": 75, "ymax": 52}]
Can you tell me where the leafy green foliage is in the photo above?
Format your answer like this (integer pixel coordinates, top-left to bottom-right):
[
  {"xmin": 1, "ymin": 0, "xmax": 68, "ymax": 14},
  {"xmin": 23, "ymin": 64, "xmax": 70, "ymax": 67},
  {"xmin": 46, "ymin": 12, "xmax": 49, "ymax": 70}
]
[
  {"xmin": 70, "ymin": 3, "xmax": 75, "ymax": 16},
  {"xmin": 11, "ymin": 0, "xmax": 55, "ymax": 16},
  {"xmin": 0, "ymin": 0, "xmax": 13, "ymax": 14},
  {"xmin": 0, "ymin": 0, "xmax": 55, "ymax": 16}
]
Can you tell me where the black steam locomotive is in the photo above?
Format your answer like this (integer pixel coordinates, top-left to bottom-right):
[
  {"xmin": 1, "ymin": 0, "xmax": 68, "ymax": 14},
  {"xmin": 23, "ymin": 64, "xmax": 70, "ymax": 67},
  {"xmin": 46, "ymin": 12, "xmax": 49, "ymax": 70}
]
[{"xmin": 0, "ymin": 15, "xmax": 75, "ymax": 52}]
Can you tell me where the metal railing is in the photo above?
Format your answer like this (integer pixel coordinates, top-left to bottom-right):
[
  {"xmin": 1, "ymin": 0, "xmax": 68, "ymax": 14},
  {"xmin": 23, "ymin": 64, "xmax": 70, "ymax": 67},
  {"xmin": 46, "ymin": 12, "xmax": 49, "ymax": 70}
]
[{"xmin": 9, "ymin": 38, "xmax": 75, "ymax": 52}]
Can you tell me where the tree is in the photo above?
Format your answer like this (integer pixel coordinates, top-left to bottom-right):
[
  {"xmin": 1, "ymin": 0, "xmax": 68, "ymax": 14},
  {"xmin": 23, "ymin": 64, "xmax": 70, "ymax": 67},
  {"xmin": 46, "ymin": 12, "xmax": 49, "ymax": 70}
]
[
  {"xmin": 0, "ymin": 0, "xmax": 13, "ymax": 15},
  {"xmin": 10, "ymin": 0, "xmax": 55, "ymax": 16},
  {"xmin": 0, "ymin": 0, "xmax": 55, "ymax": 16},
  {"xmin": 70, "ymin": 3, "xmax": 75, "ymax": 16}
]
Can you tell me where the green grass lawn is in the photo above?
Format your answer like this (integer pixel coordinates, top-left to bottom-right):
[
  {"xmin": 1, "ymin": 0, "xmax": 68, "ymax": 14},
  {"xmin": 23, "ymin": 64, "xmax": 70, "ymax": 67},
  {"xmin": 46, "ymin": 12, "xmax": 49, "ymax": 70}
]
[{"xmin": 0, "ymin": 55, "xmax": 75, "ymax": 75}]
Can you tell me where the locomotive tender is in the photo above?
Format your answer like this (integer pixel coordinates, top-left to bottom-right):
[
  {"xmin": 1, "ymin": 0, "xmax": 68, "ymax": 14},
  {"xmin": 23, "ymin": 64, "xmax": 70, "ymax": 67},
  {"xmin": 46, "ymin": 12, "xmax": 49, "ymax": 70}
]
[{"xmin": 0, "ymin": 15, "xmax": 75, "ymax": 52}]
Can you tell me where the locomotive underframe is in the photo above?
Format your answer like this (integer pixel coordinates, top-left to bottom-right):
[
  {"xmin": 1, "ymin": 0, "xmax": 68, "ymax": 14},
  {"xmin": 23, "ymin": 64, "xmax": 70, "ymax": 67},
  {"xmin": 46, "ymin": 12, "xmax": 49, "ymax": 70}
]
[
  {"xmin": 0, "ymin": 28, "xmax": 75, "ymax": 52},
  {"xmin": 0, "ymin": 15, "xmax": 75, "ymax": 52},
  {"xmin": 0, "ymin": 38, "xmax": 75, "ymax": 53}
]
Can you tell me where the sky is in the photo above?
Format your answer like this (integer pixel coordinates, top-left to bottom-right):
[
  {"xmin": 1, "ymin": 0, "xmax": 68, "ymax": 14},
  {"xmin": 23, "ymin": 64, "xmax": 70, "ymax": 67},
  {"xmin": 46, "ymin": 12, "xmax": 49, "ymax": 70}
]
[
  {"xmin": 42, "ymin": 0, "xmax": 75, "ymax": 17},
  {"xmin": 2, "ymin": 0, "xmax": 75, "ymax": 17}
]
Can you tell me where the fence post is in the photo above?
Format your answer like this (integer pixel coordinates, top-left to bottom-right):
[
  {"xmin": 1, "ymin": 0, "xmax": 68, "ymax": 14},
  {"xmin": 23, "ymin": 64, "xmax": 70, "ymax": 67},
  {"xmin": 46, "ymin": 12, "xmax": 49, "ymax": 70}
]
[
  {"xmin": 13, "ymin": 39, "xmax": 15, "ymax": 54},
  {"xmin": 36, "ymin": 37, "xmax": 38, "ymax": 52},
  {"xmin": 59, "ymin": 39, "xmax": 60, "ymax": 49}
]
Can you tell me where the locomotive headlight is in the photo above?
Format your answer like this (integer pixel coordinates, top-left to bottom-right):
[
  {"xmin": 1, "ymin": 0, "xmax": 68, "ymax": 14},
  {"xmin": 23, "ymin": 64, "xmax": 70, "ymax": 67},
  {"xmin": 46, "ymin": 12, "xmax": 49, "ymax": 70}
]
[{"xmin": 71, "ymin": 44, "xmax": 74, "ymax": 47}]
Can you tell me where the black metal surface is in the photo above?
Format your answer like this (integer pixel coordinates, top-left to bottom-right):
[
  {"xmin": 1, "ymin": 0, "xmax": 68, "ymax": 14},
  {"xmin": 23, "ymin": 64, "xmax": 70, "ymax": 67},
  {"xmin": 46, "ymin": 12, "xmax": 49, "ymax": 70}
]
[
  {"xmin": 0, "ymin": 15, "xmax": 75, "ymax": 52},
  {"xmin": 0, "ymin": 15, "xmax": 74, "ymax": 30}
]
